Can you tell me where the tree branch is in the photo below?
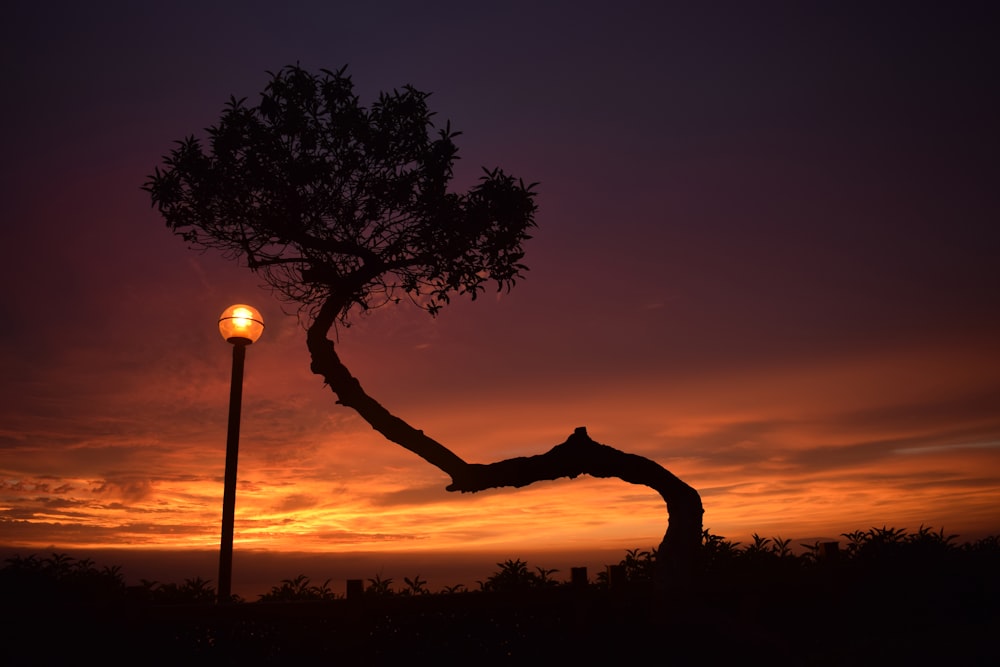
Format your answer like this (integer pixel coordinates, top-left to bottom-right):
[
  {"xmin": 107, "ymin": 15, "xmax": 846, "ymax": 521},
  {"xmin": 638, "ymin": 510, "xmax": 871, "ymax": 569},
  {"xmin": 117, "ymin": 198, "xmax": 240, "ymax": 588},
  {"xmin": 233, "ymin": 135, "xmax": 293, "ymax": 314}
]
[
  {"xmin": 306, "ymin": 316, "xmax": 469, "ymax": 476},
  {"xmin": 306, "ymin": 313, "xmax": 703, "ymax": 577}
]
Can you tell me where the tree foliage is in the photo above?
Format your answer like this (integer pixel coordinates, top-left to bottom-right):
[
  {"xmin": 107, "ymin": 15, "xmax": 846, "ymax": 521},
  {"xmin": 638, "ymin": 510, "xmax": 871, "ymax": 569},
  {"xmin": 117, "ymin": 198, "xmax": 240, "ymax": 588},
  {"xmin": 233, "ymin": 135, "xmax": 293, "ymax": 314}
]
[{"xmin": 145, "ymin": 64, "xmax": 538, "ymax": 326}]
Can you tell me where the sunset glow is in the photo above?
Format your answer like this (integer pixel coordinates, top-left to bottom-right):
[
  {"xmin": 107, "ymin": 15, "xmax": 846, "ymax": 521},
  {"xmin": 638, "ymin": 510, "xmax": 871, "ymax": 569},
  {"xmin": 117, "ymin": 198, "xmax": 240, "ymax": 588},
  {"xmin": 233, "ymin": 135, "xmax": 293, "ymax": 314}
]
[{"xmin": 2, "ymin": 2, "xmax": 998, "ymax": 596}]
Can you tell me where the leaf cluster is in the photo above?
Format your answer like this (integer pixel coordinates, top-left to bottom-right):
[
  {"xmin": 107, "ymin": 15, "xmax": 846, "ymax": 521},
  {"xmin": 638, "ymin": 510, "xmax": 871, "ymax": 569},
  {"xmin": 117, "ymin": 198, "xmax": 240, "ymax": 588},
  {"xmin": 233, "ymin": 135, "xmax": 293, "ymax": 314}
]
[
  {"xmin": 478, "ymin": 558, "xmax": 560, "ymax": 592},
  {"xmin": 258, "ymin": 573, "xmax": 338, "ymax": 601},
  {"xmin": 0, "ymin": 552, "xmax": 125, "ymax": 604},
  {"xmin": 144, "ymin": 65, "xmax": 538, "ymax": 328},
  {"xmin": 137, "ymin": 575, "xmax": 220, "ymax": 604}
]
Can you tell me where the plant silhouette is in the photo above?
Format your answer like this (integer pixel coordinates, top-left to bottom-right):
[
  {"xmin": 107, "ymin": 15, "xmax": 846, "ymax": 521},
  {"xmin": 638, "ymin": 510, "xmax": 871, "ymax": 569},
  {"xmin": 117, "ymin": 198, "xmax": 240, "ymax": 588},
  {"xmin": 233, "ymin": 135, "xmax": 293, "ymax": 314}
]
[
  {"xmin": 258, "ymin": 574, "xmax": 338, "ymax": 601},
  {"xmin": 2, "ymin": 528, "xmax": 997, "ymax": 662},
  {"xmin": 143, "ymin": 64, "xmax": 703, "ymax": 577}
]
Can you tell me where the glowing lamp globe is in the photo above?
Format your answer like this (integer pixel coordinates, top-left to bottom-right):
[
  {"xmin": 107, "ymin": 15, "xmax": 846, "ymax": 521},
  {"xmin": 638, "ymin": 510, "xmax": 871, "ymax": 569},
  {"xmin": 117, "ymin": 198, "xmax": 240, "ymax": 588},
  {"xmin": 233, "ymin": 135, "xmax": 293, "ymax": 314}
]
[{"xmin": 219, "ymin": 304, "xmax": 264, "ymax": 344}]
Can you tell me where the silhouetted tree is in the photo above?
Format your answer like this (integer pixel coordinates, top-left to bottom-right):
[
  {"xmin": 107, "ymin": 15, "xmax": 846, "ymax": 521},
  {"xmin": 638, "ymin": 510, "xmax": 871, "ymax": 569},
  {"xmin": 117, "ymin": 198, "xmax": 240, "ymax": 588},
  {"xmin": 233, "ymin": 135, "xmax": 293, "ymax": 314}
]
[{"xmin": 144, "ymin": 65, "xmax": 703, "ymax": 579}]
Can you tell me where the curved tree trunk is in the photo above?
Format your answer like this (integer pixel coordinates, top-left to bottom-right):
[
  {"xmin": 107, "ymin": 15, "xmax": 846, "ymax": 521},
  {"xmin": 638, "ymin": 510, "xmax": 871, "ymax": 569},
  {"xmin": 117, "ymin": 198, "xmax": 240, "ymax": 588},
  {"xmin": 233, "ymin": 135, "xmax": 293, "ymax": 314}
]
[{"xmin": 307, "ymin": 310, "xmax": 703, "ymax": 580}]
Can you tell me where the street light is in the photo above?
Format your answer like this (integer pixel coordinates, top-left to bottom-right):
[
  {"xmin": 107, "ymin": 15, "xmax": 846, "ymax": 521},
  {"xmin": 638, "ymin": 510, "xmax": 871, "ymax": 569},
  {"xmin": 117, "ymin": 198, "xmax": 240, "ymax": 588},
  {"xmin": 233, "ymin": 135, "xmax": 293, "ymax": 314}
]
[{"xmin": 217, "ymin": 304, "xmax": 264, "ymax": 603}]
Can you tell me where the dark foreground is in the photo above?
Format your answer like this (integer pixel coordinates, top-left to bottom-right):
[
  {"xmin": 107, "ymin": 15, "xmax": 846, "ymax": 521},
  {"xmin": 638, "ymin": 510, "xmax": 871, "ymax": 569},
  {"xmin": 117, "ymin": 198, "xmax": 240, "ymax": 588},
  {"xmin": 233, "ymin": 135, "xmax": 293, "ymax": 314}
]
[
  {"xmin": 3, "ymin": 531, "xmax": 997, "ymax": 665},
  {"xmin": 5, "ymin": 569, "xmax": 997, "ymax": 665}
]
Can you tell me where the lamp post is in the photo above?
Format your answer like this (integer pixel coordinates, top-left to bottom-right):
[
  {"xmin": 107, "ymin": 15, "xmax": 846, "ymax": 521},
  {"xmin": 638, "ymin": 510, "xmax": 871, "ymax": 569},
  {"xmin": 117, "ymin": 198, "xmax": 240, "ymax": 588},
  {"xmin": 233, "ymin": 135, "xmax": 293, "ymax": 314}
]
[{"xmin": 217, "ymin": 304, "xmax": 264, "ymax": 603}]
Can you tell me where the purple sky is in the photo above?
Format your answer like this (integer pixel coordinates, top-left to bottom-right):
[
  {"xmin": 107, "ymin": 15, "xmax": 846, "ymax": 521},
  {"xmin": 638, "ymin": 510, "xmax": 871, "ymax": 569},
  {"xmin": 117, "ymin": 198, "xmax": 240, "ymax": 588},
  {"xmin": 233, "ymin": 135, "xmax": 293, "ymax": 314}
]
[{"xmin": 2, "ymin": 2, "xmax": 998, "ymax": 595}]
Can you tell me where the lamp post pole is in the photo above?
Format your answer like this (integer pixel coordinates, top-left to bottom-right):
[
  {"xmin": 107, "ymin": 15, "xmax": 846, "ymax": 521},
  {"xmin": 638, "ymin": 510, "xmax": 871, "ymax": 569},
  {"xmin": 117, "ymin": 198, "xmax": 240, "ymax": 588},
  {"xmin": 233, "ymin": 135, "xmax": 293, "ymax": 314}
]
[
  {"xmin": 216, "ymin": 305, "xmax": 264, "ymax": 604},
  {"xmin": 218, "ymin": 339, "xmax": 247, "ymax": 603}
]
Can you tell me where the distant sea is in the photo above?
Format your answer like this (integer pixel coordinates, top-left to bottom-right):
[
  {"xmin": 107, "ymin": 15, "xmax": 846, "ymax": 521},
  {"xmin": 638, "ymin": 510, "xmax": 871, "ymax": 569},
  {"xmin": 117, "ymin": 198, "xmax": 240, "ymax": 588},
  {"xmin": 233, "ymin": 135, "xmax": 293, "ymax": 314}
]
[{"xmin": 0, "ymin": 546, "xmax": 632, "ymax": 599}]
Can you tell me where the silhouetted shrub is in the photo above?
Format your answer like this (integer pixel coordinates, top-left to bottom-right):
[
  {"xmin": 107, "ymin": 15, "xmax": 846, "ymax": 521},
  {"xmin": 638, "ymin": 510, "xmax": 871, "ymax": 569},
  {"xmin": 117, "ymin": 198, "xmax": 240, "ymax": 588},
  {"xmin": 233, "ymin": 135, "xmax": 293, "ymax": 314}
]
[
  {"xmin": 135, "ymin": 575, "xmax": 220, "ymax": 604},
  {"xmin": 258, "ymin": 574, "xmax": 339, "ymax": 602},
  {"xmin": 2, "ymin": 527, "xmax": 997, "ymax": 663},
  {"xmin": 0, "ymin": 552, "xmax": 125, "ymax": 605},
  {"xmin": 479, "ymin": 558, "xmax": 560, "ymax": 592}
]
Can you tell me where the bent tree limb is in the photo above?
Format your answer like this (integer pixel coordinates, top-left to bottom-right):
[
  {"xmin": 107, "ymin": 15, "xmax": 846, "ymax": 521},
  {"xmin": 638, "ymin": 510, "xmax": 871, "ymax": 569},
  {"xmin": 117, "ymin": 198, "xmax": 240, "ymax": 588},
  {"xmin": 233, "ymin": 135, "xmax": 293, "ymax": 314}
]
[{"xmin": 307, "ymin": 315, "xmax": 704, "ymax": 580}]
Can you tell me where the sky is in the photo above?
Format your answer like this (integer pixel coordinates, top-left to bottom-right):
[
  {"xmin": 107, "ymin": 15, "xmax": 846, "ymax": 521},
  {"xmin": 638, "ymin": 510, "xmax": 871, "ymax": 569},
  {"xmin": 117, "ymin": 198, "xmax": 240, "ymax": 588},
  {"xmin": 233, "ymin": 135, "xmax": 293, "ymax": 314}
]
[{"xmin": 2, "ymin": 1, "xmax": 999, "ymax": 595}]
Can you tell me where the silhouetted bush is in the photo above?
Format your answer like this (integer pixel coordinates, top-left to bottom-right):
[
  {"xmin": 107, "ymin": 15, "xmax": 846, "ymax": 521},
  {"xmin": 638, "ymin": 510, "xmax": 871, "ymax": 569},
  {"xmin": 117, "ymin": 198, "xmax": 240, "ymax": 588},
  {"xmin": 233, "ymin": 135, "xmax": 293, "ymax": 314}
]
[
  {"xmin": 2, "ymin": 527, "xmax": 997, "ymax": 663},
  {"xmin": 258, "ymin": 574, "xmax": 339, "ymax": 602},
  {"xmin": 0, "ymin": 552, "xmax": 125, "ymax": 605}
]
